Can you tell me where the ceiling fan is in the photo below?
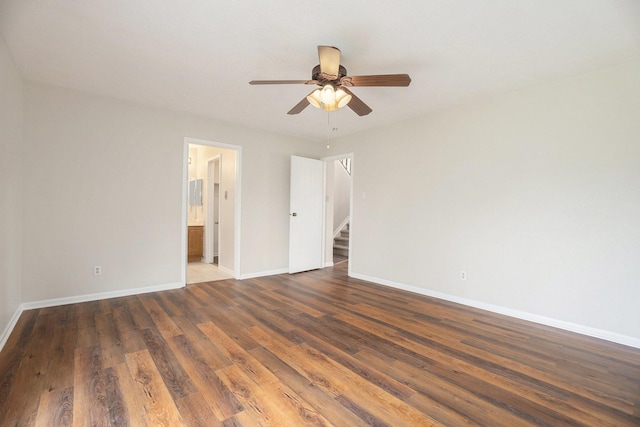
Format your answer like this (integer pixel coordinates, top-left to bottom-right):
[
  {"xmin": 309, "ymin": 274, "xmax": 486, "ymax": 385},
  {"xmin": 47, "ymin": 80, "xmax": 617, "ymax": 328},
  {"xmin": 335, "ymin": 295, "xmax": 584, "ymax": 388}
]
[{"xmin": 249, "ymin": 45, "xmax": 411, "ymax": 116}]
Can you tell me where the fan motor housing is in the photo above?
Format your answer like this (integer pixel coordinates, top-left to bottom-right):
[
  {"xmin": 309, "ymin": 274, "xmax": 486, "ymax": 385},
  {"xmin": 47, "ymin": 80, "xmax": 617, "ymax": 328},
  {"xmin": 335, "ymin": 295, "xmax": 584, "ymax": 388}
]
[{"xmin": 312, "ymin": 64, "xmax": 347, "ymax": 82}]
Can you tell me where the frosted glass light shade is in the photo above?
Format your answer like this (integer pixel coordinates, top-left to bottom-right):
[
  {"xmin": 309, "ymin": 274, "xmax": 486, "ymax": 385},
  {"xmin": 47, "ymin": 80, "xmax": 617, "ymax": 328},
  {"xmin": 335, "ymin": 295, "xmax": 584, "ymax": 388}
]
[
  {"xmin": 335, "ymin": 89, "xmax": 352, "ymax": 108},
  {"xmin": 307, "ymin": 85, "xmax": 351, "ymax": 111},
  {"xmin": 322, "ymin": 103, "xmax": 338, "ymax": 112},
  {"xmin": 306, "ymin": 89, "xmax": 322, "ymax": 108},
  {"xmin": 320, "ymin": 85, "xmax": 336, "ymax": 105}
]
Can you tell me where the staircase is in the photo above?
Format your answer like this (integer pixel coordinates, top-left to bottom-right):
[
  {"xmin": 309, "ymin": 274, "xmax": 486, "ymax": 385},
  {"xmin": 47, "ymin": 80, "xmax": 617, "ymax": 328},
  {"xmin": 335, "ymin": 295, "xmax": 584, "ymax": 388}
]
[{"xmin": 333, "ymin": 223, "xmax": 350, "ymax": 258}]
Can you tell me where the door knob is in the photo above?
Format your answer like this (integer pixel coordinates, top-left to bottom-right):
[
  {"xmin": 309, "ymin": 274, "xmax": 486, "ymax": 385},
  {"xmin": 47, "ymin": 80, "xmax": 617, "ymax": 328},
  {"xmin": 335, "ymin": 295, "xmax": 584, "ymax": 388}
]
[{"xmin": 290, "ymin": 212, "xmax": 297, "ymax": 216}]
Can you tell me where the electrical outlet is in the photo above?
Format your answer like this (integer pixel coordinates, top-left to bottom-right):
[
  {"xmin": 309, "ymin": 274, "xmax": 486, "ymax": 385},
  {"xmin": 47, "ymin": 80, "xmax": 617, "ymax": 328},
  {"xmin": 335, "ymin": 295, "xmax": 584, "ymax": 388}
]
[
  {"xmin": 94, "ymin": 265, "xmax": 102, "ymax": 276},
  {"xmin": 460, "ymin": 271, "xmax": 467, "ymax": 280}
]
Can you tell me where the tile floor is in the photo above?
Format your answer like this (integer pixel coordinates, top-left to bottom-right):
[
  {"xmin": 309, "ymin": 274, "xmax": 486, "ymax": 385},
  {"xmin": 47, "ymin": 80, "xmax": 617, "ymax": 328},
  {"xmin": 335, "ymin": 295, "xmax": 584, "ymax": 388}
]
[{"xmin": 186, "ymin": 261, "xmax": 234, "ymax": 284}]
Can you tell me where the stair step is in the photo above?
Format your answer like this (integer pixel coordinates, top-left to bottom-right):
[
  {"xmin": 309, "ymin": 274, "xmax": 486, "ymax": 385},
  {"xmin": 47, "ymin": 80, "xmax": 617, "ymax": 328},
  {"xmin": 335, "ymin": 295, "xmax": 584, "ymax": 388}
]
[
  {"xmin": 333, "ymin": 222, "xmax": 350, "ymax": 258},
  {"xmin": 333, "ymin": 245, "xmax": 349, "ymax": 256}
]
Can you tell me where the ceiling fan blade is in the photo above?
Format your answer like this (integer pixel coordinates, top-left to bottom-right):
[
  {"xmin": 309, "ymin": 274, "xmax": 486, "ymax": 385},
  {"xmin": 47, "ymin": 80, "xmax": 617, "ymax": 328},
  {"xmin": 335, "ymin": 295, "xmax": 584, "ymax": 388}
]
[
  {"xmin": 249, "ymin": 80, "xmax": 317, "ymax": 85},
  {"xmin": 341, "ymin": 87, "xmax": 372, "ymax": 116},
  {"xmin": 287, "ymin": 97, "xmax": 310, "ymax": 115},
  {"xmin": 341, "ymin": 74, "xmax": 411, "ymax": 87},
  {"xmin": 318, "ymin": 45, "xmax": 341, "ymax": 78}
]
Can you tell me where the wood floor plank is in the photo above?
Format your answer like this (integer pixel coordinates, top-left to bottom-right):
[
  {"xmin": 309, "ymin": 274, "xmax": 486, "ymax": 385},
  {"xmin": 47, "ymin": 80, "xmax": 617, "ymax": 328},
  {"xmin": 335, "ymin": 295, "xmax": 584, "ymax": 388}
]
[
  {"xmin": 96, "ymin": 312, "xmax": 126, "ymax": 368},
  {"xmin": 336, "ymin": 308, "xmax": 628, "ymax": 426},
  {"xmin": 217, "ymin": 364, "xmax": 329, "ymax": 427},
  {"xmin": 41, "ymin": 323, "xmax": 76, "ymax": 393},
  {"xmin": 175, "ymin": 392, "xmax": 223, "ymax": 427},
  {"xmin": 72, "ymin": 346, "xmax": 110, "ymax": 427},
  {"xmin": 166, "ymin": 332, "xmax": 243, "ymax": 420},
  {"xmin": 199, "ymin": 321, "xmax": 334, "ymax": 425},
  {"xmin": 104, "ymin": 366, "xmax": 129, "ymax": 426},
  {"xmin": 139, "ymin": 296, "xmax": 182, "ymax": 339},
  {"xmin": 289, "ymin": 327, "xmax": 416, "ymax": 401},
  {"xmin": 233, "ymin": 293, "xmax": 299, "ymax": 334},
  {"xmin": 112, "ymin": 362, "xmax": 148, "ymax": 427},
  {"xmin": 1, "ymin": 308, "xmax": 38, "ymax": 351},
  {"xmin": 112, "ymin": 303, "xmax": 148, "ymax": 354},
  {"xmin": 1, "ymin": 262, "xmax": 639, "ymax": 426},
  {"xmin": 168, "ymin": 290, "xmax": 211, "ymax": 325},
  {"xmin": 33, "ymin": 386, "xmax": 73, "ymax": 427},
  {"xmin": 198, "ymin": 322, "xmax": 280, "ymax": 388},
  {"xmin": 125, "ymin": 349, "xmax": 186, "ymax": 426},
  {"xmin": 248, "ymin": 345, "xmax": 371, "ymax": 427},
  {"xmin": 172, "ymin": 316, "xmax": 233, "ymax": 369},
  {"xmin": 75, "ymin": 301, "xmax": 100, "ymax": 348},
  {"xmin": 391, "ymin": 316, "xmax": 637, "ymax": 424},
  {"xmin": 0, "ymin": 311, "xmax": 61, "ymax": 426},
  {"xmin": 262, "ymin": 288, "xmax": 325, "ymax": 318},
  {"xmin": 126, "ymin": 297, "xmax": 156, "ymax": 331},
  {"xmin": 247, "ymin": 325, "xmax": 443, "ymax": 426},
  {"xmin": 0, "ymin": 346, "xmax": 23, "ymax": 423},
  {"xmin": 140, "ymin": 328, "xmax": 198, "ymax": 400}
]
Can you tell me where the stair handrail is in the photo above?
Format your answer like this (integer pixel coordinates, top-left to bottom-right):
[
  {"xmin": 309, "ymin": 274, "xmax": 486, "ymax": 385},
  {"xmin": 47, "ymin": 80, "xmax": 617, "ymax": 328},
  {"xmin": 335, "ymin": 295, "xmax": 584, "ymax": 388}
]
[{"xmin": 339, "ymin": 158, "xmax": 351, "ymax": 175}]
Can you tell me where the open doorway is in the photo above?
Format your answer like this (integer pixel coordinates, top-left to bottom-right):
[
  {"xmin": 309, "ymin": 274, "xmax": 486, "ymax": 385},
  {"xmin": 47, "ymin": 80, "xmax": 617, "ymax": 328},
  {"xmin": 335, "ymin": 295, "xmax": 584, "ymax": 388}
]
[
  {"xmin": 184, "ymin": 138, "xmax": 241, "ymax": 284},
  {"xmin": 323, "ymin": 153, "xmax": 353, "ymax": 267}
]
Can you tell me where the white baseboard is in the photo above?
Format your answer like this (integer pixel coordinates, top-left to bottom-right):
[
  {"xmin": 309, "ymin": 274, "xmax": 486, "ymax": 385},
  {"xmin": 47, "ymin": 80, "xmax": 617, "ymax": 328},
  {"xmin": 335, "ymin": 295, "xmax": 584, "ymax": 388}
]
[
  {"xmin": 0, "ymin": 281, "xmax": 184, "ymax": 352},
  {"xmin": 238, "ymin": 268, "xmax": 289, "ymax": 280},
  {"xmin": 350, "ymin": 272, "xmax": 640, "ymax": 350},
  {"xmin": 20, "ymin": 281, "xmax": 185, "ymax": 310},
  {"xmin": 216, "ymin": 265, "xmax": 235, "ymax": 278},
  {"xmin": 0, "ymin": 305, "xmax": 25, "ymax": 352}
]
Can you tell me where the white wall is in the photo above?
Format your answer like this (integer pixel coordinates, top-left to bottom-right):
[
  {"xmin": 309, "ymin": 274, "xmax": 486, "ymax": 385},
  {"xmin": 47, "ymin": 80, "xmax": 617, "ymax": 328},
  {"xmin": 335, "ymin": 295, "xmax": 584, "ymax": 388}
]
[
  {"xmin": 20, "ymin": 82, "xmax": 324, "ymax": 303},
  {"xmin": 329, "ymin": 59, "xmax": 640, "ymax": 343},
  {"xmin": 0, "ymin": 35, "xmax": 23, "ymax": 346}
]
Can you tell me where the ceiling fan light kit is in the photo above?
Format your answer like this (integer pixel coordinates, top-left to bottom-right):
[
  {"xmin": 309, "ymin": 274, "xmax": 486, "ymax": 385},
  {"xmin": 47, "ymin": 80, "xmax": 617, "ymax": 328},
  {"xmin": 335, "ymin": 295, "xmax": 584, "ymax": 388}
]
[
  {"xmin": 306, "ymin": 85, "xmax": 352, "ymax": 111},
  {"xmin": 249, "ymin": 46, "xmax": 411, "ymax": 116}
]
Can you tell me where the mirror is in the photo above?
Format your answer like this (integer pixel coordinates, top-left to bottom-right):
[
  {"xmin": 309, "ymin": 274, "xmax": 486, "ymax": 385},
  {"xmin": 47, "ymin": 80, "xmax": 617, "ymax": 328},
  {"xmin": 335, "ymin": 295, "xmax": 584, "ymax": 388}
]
[{"xmin": 188, "ymin": 179, "xmax": 203, "ymax": 206}]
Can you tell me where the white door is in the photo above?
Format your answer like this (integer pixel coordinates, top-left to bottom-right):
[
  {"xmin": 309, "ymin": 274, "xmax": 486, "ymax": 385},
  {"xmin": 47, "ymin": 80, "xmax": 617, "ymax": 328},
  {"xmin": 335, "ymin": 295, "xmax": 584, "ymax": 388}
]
[{"xmin": 289, "ymin": 155, "xmax": 324, "ymax": 273}]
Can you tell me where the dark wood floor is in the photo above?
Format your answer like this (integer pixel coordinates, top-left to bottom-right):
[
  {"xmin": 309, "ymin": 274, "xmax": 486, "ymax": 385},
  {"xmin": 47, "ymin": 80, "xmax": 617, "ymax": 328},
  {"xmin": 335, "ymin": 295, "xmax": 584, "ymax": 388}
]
[{"xmin": 1, "ymin": 263, "xmax": 639, "ymax": 426}]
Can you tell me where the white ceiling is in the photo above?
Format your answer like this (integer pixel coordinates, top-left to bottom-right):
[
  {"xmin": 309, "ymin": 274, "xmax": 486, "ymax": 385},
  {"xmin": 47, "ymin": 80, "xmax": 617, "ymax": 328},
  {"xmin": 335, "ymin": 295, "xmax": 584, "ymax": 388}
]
[{"xmin": 1, "ymin": 0, "xmax": 639, "ymax": 142}]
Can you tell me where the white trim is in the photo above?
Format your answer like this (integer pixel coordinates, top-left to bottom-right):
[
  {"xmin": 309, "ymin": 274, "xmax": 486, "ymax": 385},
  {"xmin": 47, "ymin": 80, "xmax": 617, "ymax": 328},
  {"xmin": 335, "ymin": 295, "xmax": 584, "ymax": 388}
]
[
  {"xmin": 21, "ymin": 282, "xmax": 184, "ymax": 311},
  {"xmin": 324, "ymin": 261, "xmax": 335, "ymax": 268},
  {"xmin": 349, "ymin": 271, "xmax": 640, "ymax": 349},
  {"xmin": 182, "ymin": 142, "xmax": 189, "ymax": 285},
  {"xmin": 217, "ymin": 264, "xmax": 235, "ymax": 277},
  {"xmin": 0, "ymin": 305, "xmax": 25, "ymax": 352},
  {"xmin": 184, "ymin": 137, "xmax": 242, "ymax": 279},
  {"xmin": 239, "ymin": 268, "xmax": 289, "ymax": 280}
]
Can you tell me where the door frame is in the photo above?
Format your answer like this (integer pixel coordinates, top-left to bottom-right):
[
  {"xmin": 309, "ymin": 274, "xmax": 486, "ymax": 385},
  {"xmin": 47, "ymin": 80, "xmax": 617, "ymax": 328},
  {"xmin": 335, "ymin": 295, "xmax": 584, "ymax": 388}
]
[{"xmin": 182, "ymin": 137, "xmax": 242, "ymax": 283}]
